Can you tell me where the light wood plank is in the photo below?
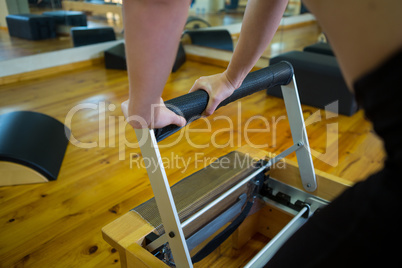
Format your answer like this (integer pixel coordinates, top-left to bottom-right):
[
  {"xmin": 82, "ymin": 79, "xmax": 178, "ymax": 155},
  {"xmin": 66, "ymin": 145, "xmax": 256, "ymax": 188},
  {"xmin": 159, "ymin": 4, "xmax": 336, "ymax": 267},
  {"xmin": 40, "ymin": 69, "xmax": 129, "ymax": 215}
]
[{"xmin": 0, "ymin": 162, "xmax": 49, "ymax": 186}]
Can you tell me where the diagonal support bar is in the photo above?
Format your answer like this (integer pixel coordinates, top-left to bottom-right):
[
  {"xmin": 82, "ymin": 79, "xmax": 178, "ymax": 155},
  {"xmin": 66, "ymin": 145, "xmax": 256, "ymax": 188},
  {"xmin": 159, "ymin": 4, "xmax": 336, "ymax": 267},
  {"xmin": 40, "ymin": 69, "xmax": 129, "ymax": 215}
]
[
  {"xmin": 280, "ymin": 76, "xmax": 317, "ymax": 191},
  {"xmin": 134, "ymin": 128, "xmax": 193, "ymax": 268}
]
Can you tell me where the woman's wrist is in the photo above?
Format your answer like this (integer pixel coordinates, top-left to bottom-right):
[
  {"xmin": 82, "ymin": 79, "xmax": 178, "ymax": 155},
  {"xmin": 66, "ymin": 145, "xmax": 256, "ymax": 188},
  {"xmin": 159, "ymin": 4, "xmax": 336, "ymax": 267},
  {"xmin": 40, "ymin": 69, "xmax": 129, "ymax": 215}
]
[
  {"xmin": 224, "ymin": 66, "xmax": 247, "ymax": 90},
  {"xmin": 127, "ymin": 98, "xmax": 161, "ymax": 128}
]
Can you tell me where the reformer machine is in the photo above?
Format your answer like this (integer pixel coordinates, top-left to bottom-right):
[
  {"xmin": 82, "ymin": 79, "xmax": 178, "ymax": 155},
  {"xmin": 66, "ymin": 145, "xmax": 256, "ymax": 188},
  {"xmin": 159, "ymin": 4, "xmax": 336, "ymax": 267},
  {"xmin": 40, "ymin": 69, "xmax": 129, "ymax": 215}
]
[{"xmin": 102, "ymin": 62, "xmax": 350, "ymax": 267}]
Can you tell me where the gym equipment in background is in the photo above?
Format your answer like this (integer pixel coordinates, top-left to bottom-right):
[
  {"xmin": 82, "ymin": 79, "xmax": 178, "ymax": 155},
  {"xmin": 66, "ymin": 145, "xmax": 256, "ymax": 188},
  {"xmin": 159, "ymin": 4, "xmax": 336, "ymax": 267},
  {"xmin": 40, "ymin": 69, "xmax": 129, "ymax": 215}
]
[
  {"xmin": 104, "ymin": 42, "xmax": 126, "ymax": 70},
  {"xmin": 303, "ymin": 42, "xmax": 334, "ymax": 56},
  {"xmin": 6, "ymin": 14, "xmax": 56, "ymax": 40},
  {"xmin": 104, "ymin": 16, "xmax": 228, "ymax": 72},
  {"xmin": 43, "ymin": 10, "xmax": 87, "ymax": 35},
  {"xmin": 172, "ymin": 42, "xmax": 186, "ymax": 72},
  {"xmin": 42, "ymin": 10, "xmax": 87, "ymax": 26},
  {"xmin": 104, "ymin": 42, "xmax": 186, "ymax": 72},
  {"xmin": 183, "ymin": 29, "xmax": 233, "ymax": 51},
  {"xmin": 71, "ymin": 26, "xmax": 116, "ymax": 47},
  {"xmin": 184, "ymin": 16, "xmax": 211, "ymax": 30},
  {"xmin": 268, "ymin": 49, "xmax": 357, "ymax": 116},
  {"xmin": 0, "ymin": 111, "xmax": 70, "ymax": 186},
  {"xmin": 225, "ymin": 0, "xmax": 239, "ymax": 10}
]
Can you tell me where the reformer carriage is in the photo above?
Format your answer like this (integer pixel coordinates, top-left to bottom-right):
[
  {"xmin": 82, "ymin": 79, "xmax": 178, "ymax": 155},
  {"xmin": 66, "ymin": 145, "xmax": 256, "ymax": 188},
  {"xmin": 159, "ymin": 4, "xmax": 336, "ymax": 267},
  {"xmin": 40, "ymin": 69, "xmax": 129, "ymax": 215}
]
[{"xmin": 102, "ymin": 62, "xmax": 350, "ymax": 267}]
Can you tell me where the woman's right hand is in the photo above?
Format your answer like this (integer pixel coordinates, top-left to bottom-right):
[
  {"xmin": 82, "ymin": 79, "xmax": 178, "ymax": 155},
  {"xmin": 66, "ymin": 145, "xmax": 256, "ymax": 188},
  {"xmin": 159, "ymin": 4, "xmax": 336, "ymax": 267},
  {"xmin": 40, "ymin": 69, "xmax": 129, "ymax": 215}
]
[
  {"xmin": 189, "ymin": 71, "xmax": 239, "ymax": 116},
  {"xmin": 121, "ymin": 98, "xmax": 186, "ymax": 129}
]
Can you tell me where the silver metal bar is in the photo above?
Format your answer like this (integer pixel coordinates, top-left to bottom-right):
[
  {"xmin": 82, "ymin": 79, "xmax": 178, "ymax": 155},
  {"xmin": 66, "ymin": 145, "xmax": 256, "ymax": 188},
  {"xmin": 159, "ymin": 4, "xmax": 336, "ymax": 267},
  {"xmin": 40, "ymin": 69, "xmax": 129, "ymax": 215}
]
[
  {"xmin": 146, "ymin": 234, "xmax": 168, "ymax": 253},
  {"xmin": 244, "ymin": 206, "xmax": 309, "ymax": 268},
  {"xmin": 262, "ymin": 177, "xmax": 328, "ymax": 217},
  {"xmin": 186, "ymin": 193, "xmax": 247, "ymax": 252},
  {"xmin": 146, "ymin": 142, "xmax": 303, "ymax": 253},
  {"xmin": 135, "ymin": 128, "xmax": 193, "ymax": 268},
  {"xmin": 181, "ymin": 142, "xmax": 301, "ymax": 229},
  {"xmin": 146, "ymin": 194, "xmax": 246, "ymax": 253},
  {"xmin": 281, "ymin": 76, "xmax": 317, "ymax": 192},
  {"xmin": 266, "ymin": 142, "xmax": 302, "ymax": 167}
]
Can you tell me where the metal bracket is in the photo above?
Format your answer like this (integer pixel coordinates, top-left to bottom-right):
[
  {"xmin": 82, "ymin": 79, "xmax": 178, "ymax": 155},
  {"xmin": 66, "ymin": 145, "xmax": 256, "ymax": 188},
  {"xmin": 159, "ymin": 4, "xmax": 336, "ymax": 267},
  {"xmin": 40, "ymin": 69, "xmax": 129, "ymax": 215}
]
[
  {"xmin": 146, "ymin": 194, "xmax": 247, "ymax": 253},
  {"xmin": 186, "ymin": 193, "xmax": 247, "ymax": 252},
  {"xmin": 261, "ymin": 177, "xmax": 328, "ymax": 217}
]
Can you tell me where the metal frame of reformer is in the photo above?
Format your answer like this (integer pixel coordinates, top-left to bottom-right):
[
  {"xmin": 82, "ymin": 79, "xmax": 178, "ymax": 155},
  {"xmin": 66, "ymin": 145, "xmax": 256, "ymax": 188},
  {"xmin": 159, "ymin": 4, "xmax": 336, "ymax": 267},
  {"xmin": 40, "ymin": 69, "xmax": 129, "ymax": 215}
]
[{"xmin": 134, "ymin": 75, "xmax": 317, "ymax": 267}]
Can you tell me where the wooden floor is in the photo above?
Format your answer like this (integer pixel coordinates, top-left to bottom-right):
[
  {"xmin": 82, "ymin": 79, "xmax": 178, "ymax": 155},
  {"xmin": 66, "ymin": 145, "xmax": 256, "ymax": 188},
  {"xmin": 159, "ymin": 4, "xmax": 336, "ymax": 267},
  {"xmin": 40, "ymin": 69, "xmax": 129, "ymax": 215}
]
[{"xmin": 0, "ymin": 23, "xmax": 385, "ymax": 267}]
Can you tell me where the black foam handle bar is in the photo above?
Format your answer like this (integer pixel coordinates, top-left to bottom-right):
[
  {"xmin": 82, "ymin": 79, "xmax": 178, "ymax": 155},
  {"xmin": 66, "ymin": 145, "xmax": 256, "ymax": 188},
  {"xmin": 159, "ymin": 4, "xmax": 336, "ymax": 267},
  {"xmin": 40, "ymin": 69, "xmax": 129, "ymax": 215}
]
[{"xmin": 154, "ymin": 61, "xmax": 294, "ymax": 142}]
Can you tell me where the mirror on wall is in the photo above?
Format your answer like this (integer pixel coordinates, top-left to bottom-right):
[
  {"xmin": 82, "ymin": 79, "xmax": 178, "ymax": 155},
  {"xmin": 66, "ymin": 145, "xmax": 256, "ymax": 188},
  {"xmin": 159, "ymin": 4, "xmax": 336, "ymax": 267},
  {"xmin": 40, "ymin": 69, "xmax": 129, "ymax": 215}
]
[
  {"xmin": 0, "ymin": 0, "xmax": 124, "ymax": 61},
  {"xmin": 0, "ymin": 0, "xmax": 319, "ymax": 68}
]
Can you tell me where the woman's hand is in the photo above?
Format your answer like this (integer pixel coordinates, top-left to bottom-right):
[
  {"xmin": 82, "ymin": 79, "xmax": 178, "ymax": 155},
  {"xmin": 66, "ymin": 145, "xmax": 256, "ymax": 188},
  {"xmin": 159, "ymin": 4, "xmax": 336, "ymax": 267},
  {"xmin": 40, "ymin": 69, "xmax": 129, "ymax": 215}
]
[
  {"xmin": 121, "ymin": 98, "xmax": 186, "ymax": 129},
  {"xmin": 189, "ymin": 71, "xmax": 238, "ymax": 116}
]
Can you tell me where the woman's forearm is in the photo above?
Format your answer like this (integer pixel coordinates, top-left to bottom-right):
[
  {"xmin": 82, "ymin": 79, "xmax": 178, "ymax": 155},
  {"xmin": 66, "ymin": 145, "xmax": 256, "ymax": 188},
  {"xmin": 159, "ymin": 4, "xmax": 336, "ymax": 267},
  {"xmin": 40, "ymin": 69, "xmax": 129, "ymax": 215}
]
[
  {"xmin": 226, "ymin": 0, "xmax": 288, "ymax": 88},
  {"xmin": 123, "ymin": 0, "xmax": 190, "ymax": 123}
]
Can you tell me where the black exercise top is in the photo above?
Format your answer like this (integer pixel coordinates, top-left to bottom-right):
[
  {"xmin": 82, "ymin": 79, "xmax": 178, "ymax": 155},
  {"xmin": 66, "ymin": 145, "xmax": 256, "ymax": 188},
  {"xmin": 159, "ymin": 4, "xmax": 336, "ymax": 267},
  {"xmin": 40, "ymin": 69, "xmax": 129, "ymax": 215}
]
[
  {"xmin": 354, "ymin": 48, "xmax": 402, "ymax": 171},
  {"xmin": 265, "ymin": 48, "xmax": 402, "ymax": 267}
]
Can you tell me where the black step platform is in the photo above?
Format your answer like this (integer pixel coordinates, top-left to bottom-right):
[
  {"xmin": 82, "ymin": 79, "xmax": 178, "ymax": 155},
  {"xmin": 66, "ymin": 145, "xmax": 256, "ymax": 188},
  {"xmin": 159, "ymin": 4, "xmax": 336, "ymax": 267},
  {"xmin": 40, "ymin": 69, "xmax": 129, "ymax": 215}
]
[
  {"xmin": 71, "ymin": 26, "xmax": 116, "ymax": 47},
  {"xmin": 184, "ymin": 29, "xmax": 233, "ymax": 51},
  {"xmin": 172, "ymin": 42, "xmax": 186, "ymax": 72},
  {"xmin": 268, "ymin": 51, "xmax": 358, "ymax": 116},
  {"xmin": 104, "ymin": 42, "xmax": 126, "ymax": 70},
  {"xmin": 303, "ymin": 42, "xmax": 334, "ymax": 57},
  {"xmin": 6, "ymin": 14, "xmax": 56, "ymax": 40},
  {"xmin": 104, "ymin": 42, "xmax": 186, "ymax": 72},
  {"xmin": 42, "ymin": 10, "xmax": 87, "ymax": 27},
  {"xmin": 0, "ymin": 111, "xmax": 70, "ymax": 186}
]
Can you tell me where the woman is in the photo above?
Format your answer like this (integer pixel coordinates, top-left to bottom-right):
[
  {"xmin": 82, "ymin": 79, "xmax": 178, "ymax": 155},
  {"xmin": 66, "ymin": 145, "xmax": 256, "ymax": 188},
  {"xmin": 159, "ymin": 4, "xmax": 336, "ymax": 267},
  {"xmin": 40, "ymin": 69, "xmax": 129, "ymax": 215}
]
[{"xmin": 121, "ymin": 0, "xmax": 402, "ymax": 266}]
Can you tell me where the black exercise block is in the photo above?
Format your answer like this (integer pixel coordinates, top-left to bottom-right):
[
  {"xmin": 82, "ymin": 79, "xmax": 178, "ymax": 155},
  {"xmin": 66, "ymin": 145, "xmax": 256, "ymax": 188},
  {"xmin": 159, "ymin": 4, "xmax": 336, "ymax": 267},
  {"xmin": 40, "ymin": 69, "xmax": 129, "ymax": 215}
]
[
  {"xmin": 6, "ymin": 14, "xmax": 56, "ymax": 40},
  {"xmin": 42, "ymin": 10, "xmax": 87, "ymax": 26},
  {"xmin": 268, "ymin": 51, "xmax": 358, "ymax": 116},
  {"xmin": 303, "ymin": 42, "xmax": 334, "ymax": 56},
  {"xmin": 104, "ymin": 42, "xmax": 186, "ymax": 72},
  {"xmin": 185, "ymin": 16, "xmax": 211, "ymax": 30},
  {"xmin": 172, "ymin": 42, "xmax": 186, "ymax": 72},
  {"xmin": 71, "ymin": 26, "xmax": 116, "ymax": 47},
  {"xmin": 0, "ymin": 111, "xmax": 70, "ymax": 185},
  {"xmin": 104, "ymin": 42, "xmax": 126, "ymax": 70},
  {"xmin": 184, "ymin": 29, "xmax": 233, "ymax": 51}
]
